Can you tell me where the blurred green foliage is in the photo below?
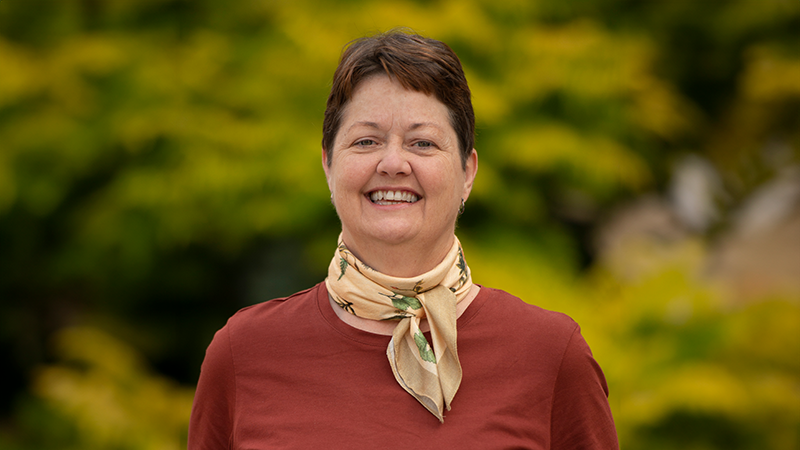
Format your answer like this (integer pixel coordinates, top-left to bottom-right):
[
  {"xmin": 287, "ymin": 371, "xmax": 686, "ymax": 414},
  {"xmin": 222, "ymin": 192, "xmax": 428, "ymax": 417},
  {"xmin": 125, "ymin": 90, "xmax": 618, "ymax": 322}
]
[
  {"xmin": 1, "ymin": 0, "xmax": 799, "ymax": 448},
  {"xmin": 11, "ymin": 327, "xmax": 193, "ymax": 450}
]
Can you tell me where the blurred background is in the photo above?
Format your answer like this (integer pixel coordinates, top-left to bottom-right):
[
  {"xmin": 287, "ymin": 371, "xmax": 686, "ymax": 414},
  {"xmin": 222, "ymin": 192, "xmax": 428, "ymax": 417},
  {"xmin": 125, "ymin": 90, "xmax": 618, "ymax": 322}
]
[{"xmin": 1, "ymin": 0, "xmax": 799, "ymax": 448}]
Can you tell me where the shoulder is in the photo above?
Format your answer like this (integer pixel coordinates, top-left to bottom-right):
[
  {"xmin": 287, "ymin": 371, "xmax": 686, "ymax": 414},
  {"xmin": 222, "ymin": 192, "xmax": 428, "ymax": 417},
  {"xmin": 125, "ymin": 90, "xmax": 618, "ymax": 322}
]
[
  {"xmin": 469, "ymin": 286, "xmax": 579, "ymax": 340},
  {"xmin": 459, "ymin": 286, "xmax": 584, "ymax": 376},
  {"xmin": 473, "ymin": 287, "xmax": 618, "ymax": 447},
  {"xmin": 220, "ymin": 283, "xmax": 324, "ymax": 350},
  {"xmin": 189, "ymin": 285, "xmax": 323, "ymax": 448},
  {"xmin": 228, "ymin": 284, "xmax": 319, "ymax": 326}
]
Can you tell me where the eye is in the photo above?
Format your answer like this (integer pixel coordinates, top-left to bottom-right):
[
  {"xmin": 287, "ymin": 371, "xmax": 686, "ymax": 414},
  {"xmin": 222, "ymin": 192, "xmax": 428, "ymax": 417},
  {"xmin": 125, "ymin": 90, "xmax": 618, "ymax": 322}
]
[
  {"xmin": 413, "ymin": 141, "xmax": 434, "ymax": 148},
  {"xmin": 355, "ymin": 139, "xmax": 376, "ymax": 147}
]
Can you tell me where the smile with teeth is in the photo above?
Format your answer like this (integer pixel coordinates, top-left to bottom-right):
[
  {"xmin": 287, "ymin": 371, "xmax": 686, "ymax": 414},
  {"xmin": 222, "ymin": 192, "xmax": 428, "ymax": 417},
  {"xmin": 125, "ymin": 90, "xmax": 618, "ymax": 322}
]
[{"xmin": 369, "ymin": 190, "xmax": 420, "ymax": 205}]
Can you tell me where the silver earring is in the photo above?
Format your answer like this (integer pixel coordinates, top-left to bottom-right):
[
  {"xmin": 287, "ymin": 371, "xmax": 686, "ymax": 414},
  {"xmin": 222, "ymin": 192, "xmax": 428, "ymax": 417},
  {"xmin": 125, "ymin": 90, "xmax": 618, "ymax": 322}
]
[{"xmin": 458, "ymin": 198, "xmax": 465, "ymax": 215}]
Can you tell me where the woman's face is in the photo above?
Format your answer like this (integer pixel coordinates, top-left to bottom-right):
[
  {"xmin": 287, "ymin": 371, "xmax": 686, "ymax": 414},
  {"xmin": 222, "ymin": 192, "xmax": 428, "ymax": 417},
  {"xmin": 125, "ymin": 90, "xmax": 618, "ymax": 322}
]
[{"xmin": 323, "ymin": 74, "xmax": 477, "ymax": 268}]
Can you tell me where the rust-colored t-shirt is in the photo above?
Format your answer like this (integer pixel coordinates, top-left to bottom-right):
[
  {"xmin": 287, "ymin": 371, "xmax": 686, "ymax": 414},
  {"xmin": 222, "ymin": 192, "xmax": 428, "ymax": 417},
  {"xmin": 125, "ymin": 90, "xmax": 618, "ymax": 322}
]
[{"xmin": 189, "ymin": 283, "xmax": 618, "ymax": 449}]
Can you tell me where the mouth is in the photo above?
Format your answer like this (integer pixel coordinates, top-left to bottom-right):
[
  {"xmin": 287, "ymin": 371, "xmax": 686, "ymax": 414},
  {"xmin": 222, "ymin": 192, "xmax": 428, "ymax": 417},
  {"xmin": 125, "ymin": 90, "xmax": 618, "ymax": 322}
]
[{"xmin": 368, "ymin": 189, "xmax": 420, "ymax": 206}]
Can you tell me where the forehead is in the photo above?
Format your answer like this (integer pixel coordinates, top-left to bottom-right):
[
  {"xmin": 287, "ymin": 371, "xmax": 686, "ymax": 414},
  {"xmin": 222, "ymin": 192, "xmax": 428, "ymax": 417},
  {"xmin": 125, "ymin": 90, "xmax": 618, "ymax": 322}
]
[{"xmin": 341, "ymin": 75, "xmax": 451, "ymax": 128}]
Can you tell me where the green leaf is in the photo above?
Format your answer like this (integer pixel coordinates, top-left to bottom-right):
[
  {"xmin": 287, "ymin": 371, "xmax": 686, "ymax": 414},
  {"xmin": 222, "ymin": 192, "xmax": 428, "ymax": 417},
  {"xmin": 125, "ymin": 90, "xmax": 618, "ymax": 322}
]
[
  {"xmin": 414, "ymin": 330, "xmax": 436, "ymax": 363},
  {"xmin": 337, "ymin": 257, "xmax": 348, "ymax": 280},
  {"xmin": 390, "ymin": 294, "xmax": 422, "ymax": 310}
]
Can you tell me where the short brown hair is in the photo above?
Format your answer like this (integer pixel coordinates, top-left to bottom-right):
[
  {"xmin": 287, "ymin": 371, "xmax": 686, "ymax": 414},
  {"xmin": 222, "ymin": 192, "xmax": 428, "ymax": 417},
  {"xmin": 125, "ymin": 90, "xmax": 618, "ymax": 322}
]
[{"xmin": 322, "ymin": 31, "xmax": 475, "ymax": 169}]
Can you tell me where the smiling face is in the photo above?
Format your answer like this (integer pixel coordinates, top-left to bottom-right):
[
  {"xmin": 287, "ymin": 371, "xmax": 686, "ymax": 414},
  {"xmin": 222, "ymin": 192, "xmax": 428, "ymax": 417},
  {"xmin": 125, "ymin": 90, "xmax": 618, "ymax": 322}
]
[{"xmin": 323, "ymin": 74, "xmax": 477, "ymax": 276}]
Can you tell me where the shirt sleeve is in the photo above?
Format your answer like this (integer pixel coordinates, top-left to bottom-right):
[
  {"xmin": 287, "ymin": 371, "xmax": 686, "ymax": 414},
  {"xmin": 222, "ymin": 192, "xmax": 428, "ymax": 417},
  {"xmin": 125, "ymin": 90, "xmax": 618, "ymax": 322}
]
[
  {"xmin": 550, "ymin": 326, "xmax": 619, "ymax": 449},
  {"xmin": 188, "ymin": 325, "xmax": 236, "ymax": 450}
]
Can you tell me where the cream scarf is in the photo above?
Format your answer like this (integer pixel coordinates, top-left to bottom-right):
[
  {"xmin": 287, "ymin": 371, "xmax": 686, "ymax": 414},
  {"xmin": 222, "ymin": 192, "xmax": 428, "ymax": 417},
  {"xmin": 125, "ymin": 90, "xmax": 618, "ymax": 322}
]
[{"xmin": 325, "ymin": 234, "xmax": 473, "ymax": 422}]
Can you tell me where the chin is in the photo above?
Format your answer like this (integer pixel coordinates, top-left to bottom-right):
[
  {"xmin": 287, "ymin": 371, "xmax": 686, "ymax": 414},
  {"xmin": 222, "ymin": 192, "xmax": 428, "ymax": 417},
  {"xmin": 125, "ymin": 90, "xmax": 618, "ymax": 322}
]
[
  {"xmin": 369, "ymin": 229, "xmax": 420, "ymax": 246},
  {"xmin": 348, "ymin": 222, "xmax": 420, "ymax": 247}
]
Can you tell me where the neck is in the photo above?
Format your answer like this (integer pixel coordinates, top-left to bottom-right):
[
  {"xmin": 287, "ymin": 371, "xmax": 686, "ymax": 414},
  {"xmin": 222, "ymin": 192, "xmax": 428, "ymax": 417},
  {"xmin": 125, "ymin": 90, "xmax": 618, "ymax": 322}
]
[{"xmin": 341, "ymin": 233, "xmax": 455, "ymax": 278}]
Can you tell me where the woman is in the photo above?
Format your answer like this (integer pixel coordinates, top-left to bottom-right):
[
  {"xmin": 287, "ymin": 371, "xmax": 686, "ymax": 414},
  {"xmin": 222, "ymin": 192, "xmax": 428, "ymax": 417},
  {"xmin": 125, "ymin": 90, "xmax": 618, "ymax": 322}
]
[{"xmin": 189, "ymin": 31, "xmax": 618, "ymax": 449}]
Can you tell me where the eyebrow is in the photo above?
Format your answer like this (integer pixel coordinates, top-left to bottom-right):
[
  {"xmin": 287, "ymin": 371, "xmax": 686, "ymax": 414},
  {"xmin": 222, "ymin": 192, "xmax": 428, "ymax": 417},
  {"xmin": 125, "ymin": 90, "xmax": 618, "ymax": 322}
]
[
  {"xmin": 346, "ymin": 121, "xmax": 381, "ymax": 133},
  {"xmin": 409, "ymin": 122, "xmax": 442, "ymax": 131}
]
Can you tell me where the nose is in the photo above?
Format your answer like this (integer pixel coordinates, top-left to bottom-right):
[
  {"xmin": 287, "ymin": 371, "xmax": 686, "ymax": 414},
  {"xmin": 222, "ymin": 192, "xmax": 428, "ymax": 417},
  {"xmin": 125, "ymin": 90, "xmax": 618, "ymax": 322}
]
[{"xmin": 376, "ymin": 141, "xmax": 411, "ymax": 177}]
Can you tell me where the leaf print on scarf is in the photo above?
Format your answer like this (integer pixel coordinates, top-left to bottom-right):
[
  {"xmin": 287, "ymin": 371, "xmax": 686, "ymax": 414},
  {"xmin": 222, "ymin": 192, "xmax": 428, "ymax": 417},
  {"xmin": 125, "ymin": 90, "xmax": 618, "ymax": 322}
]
[
  {"xmin": 413, "ymin": 330, "xmax": 437, "ymax": 363},
  {"xmin": 338, "ymin": 257, "xmax": 348, "ymax": 280},
  {"xmin": 381, "ymin": 292, "xmax": 422, "ymax": 310},
  {"xmin": 454, "ymin": 246, "xmax": 469, "ymax": 291},
  {"xmin": 333, "ymin": 296, "xmax": 356, "ymax": 316}
]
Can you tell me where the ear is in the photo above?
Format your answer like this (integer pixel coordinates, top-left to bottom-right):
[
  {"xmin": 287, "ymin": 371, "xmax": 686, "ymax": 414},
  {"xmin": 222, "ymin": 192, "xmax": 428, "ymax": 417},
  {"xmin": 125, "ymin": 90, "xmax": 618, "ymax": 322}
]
[
  {"xmin": 461, "ymin": 149, "xmax": 478, "ymax": 201},
  {"xmin": 322, "ymin": 148, "xmax": 332, "ymax": 191}
]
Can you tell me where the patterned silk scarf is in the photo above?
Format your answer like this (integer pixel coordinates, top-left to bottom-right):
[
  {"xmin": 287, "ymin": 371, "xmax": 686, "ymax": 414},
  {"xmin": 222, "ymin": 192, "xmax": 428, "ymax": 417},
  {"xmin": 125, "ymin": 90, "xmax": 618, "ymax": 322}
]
[{"xmin": 325, "ymin": 234, "xmax": 473, "ymax": 422}]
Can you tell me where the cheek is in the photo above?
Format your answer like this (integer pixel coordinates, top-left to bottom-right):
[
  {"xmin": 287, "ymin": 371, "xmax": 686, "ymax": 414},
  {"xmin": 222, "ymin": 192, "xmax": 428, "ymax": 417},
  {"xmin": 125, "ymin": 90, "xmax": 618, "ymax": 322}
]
[
  {"xmin": 429, "ymin": 162, "xmax": 464, "ymax": 198},
  {"xmin": 331, "ymin": 156, "xmax": 373, "ymax": 193}
]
